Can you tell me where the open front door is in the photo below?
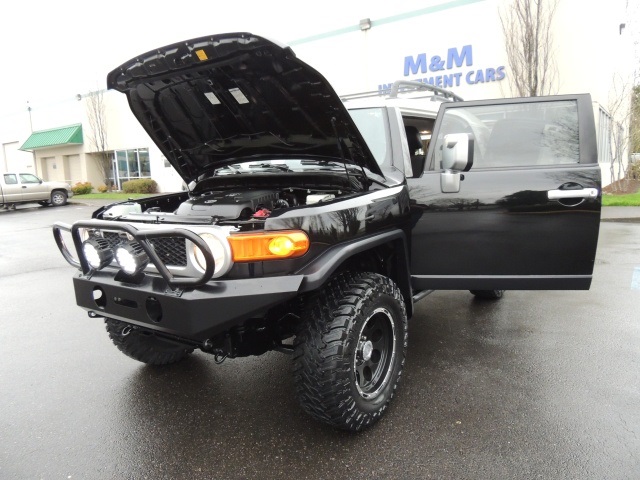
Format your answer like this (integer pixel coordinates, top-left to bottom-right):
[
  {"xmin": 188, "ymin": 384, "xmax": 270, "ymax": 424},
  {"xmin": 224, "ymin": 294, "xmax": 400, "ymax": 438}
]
[{"xmin": 407, "ymin": 94, "xmax": 601, "ymax": 291}]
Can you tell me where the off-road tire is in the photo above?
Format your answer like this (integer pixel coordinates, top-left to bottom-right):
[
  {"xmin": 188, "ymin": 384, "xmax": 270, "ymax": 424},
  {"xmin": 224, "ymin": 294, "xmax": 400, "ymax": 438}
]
[
  {"xmin": 50, "ymin": 190, "xmax": 68, "ymax": 206},
  {"xmin": 470, "ymin": 289, "xmax": 504, "ymax": 300},
  {"xmin": 105, "ymin": 318, "xmax": 193, "ymax": 365},
  {"xmin": 293, "ymin": 272, "xmax": 408, "ymax": 432}
]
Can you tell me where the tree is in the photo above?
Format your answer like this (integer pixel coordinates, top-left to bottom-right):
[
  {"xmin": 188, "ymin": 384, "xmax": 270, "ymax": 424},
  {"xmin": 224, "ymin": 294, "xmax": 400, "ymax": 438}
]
[
  {"xmin": 85, "ymin": 89, "xmax": 112, "ymax": 187},
  {"xmin": 604, "ymin": 76, "xmax": 635, "ymax": 190},
  {"xmin": 500, "ymin": 0, "xmax": 559, "ymax": 97},
  {"xmin": 631, "ymin": 85, "xmax": 640, "ymax": 154}
]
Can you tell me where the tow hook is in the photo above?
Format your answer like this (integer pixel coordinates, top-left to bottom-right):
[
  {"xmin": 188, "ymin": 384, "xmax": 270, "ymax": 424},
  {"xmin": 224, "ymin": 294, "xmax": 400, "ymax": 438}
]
[
  {"xmin": 214, "ymin": 354, "xmax": 228, "ymax": 364},
  {"xmin": 201, "ymin": 339, "xmax": 227, "ymax": 364}
]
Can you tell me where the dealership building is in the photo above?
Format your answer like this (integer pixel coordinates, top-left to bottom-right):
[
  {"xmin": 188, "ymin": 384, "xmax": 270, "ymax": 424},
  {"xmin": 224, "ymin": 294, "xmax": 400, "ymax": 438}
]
[{"xmin": 0, "ymin": 0, "xmax": 635, "ymax": 191}]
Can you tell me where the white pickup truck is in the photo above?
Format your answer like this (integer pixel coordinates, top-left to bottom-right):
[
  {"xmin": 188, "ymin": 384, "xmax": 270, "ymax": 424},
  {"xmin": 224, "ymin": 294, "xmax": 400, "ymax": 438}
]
[{"xmin": 1, "ymin": 173, "xmax": 73, "ymax": 209}]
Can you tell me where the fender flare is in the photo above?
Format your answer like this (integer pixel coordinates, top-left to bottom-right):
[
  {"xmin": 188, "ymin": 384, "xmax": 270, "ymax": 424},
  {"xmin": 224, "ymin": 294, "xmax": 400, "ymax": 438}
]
[{"xmin": 295, "ymin": 229, "xmax": 414, "ymax": 318}]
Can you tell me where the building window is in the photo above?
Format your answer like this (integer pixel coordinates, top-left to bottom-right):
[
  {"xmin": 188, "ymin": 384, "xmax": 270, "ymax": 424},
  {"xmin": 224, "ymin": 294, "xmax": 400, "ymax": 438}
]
[
  {"xmin": 597, "ymin": 107, "xmax": 626, "ymax": 165},
  {"xmin": 111, "ymin": 148, "xmax": 150, "ymax": 189},
  {"xmin": 598, "ymin": 107, "xmax": 612, "ymax": 163}
]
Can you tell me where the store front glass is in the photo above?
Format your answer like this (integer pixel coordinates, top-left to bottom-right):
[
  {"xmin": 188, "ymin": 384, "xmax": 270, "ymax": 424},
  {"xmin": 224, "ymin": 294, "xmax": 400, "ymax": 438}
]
[{"xmin": 111, "ymin": 148, "xmax": 150, "ymax": 189}]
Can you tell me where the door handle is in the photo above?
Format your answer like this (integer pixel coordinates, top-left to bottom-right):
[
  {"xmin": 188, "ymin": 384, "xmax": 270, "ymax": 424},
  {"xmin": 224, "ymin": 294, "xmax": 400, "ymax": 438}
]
[
  {"xmin": 22, "ymin": 186, "xmax": 27, "ymax": 189},
  {"xmin": 547, "ymin": 188, "xmax": 598, "ymax": 200}
]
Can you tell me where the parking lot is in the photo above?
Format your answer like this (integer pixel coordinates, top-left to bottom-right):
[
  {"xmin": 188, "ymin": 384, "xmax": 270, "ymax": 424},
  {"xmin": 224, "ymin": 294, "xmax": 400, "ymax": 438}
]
[{"xmin": 1, "ymin": 201, "xmax": 639, "ymax": 479}]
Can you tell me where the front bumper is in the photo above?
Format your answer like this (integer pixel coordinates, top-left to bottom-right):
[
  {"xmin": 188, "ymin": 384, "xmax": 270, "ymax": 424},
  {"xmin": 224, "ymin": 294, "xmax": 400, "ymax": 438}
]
[
  {"xmin": 54, "ymin": 219, "xmax": 304, "ymax": 341},
  {"xmin": 74, "ymin": 270, "xmax": 303, "ymax": 341}
]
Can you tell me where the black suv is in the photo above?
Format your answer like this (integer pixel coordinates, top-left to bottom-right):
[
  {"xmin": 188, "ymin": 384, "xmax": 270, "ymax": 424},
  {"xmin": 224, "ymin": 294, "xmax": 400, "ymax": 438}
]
[{"xmin": 54, "ymin": 33, "xmax": 601, "ymax": 431}]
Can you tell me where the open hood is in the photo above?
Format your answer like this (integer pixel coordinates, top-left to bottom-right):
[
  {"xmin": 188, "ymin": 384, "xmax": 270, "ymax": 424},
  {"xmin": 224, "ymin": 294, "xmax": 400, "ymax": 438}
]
[{"xmin": 107, "ymin": 33, "xmax": 382, "ymax": 182}]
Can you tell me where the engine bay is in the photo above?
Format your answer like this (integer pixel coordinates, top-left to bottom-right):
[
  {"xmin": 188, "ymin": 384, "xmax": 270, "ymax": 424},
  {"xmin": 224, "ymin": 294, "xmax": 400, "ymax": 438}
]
[
  {"xmin": 100, "ymin": 186, "xmax": 341, "ymax": 227},
  {"xmin": 95, "ymin": 169, "xmax": 371, "ymax": 227},
  {"xmin": 176, "ymin": 186, "xmax": 339, "ymax": 220}
]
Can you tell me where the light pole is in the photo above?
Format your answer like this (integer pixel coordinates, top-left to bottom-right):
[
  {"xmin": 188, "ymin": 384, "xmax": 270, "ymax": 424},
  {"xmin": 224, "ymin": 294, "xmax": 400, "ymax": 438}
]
[
  {"xmin": 27, "ymin": 101, "xmax": 38, "ymax": 176},
  {"xmin": 27, "ymin": 101, "xmax": 33, "ymax": 132}
]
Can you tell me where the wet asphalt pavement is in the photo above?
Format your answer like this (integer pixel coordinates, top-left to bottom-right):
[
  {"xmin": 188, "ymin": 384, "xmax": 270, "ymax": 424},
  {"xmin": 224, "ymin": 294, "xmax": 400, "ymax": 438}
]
[{"xmin": 1, "ymin": 202, "xmax": 639, "ymax": 479}]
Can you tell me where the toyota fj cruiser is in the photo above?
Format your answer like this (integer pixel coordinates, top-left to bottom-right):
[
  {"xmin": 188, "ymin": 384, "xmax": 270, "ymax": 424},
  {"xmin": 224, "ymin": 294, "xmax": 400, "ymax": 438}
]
[{"xmin": 53, "ymin": 33, "xmax": 601, "ymax": 431}]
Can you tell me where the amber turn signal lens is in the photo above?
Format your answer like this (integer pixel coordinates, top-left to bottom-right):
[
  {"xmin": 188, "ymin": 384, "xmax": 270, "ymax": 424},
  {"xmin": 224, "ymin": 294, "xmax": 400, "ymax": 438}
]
[{"xmin": 228, "ymin": 231, "xmax": 309, "ymax": 262}]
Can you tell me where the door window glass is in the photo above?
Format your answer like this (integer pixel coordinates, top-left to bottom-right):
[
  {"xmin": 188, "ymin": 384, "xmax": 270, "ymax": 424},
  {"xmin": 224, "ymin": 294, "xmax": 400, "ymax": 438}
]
[
  {"xmin": 430, "ymin": 100, "xmax": 580, "ymax": 170},
  {"xmin": 4, "ymin": 174, "xmax": 17, "ymax": 184},
  {"xmin": 112, "ymin": 148, "xmax": 150, "ymax": 189},
  {"xmin": 19, "ymin": 174, "xmax": 40, "ymax": 184}
]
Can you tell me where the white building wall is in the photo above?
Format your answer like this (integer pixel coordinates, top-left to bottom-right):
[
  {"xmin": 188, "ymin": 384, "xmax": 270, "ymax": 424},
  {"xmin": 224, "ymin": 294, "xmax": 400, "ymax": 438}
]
[
  {"xmin": 293, "ymin": 0, "xmax": 507, "ymax": 101},
  {"xmin": 2, "ymin": 140, "xmax": 35, "ymax": 172},
  {"xmin": 292, "ymin": 0, "xmax": 635, "ymax": 186},
  {"xmin": 34, "ymin": 144, "xmax": 85, "ymax": 184},
  {"xmin": 81, "ymin": 91, "xmax": 184, "ymax": 192}
]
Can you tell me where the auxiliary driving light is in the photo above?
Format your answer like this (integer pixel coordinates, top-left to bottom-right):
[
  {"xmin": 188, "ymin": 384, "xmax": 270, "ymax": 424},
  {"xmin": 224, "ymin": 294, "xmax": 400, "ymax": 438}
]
[
  {"xmin": 82, "ymin": 237, "xmax": 114, "ymax": 270},
  {"xmin": 115, "ymin": 242, "xmax": 149, "ymax": 275}
]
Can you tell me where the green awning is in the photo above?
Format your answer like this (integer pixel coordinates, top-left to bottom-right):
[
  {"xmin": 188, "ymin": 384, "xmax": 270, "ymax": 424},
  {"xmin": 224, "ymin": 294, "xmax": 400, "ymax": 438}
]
[{"xmin": 20, "ymin": 124, "xmax": 83, "ymax": 151}]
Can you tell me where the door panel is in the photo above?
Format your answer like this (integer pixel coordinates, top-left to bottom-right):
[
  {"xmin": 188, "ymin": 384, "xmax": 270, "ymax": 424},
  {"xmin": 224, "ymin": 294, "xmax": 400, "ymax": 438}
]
[
  {"xmin": 19, "ymin": 173, "xmax": 49, "ymax": 202},
  {"xmin": 408, "ymin": 94, "xmax": 601, "ymax": 290},
  {"xmin": 2, "ymin": 174, "xmax": 22, "ymax": 202},
  {"xmin": 68, "ymin": 155, "xmax": 82, "ymax": 185}
]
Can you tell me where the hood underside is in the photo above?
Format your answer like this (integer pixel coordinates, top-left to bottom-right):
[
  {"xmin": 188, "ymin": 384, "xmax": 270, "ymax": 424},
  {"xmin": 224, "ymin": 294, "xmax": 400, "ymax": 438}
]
[{"xmin": 107, "ymin": 33, "xmax": 382, "ymax": 182}]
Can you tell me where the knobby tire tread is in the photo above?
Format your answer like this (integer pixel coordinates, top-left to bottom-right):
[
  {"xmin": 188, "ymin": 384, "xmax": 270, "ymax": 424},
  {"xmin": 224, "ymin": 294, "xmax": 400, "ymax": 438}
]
[{"xmin": 292, "ymin": 271, "xmax": 407, "ymax": 431}]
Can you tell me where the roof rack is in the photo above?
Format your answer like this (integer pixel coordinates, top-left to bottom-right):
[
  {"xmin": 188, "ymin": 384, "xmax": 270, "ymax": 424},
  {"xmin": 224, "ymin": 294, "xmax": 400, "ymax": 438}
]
[{"xmin": 341, "ymin": 80, "xmax": 463, "ymax": 103}]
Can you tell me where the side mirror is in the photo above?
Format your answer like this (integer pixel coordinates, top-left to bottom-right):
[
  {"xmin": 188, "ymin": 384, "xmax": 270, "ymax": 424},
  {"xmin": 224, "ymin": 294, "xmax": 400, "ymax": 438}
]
[
  {"xmin": 442, "ymin": 133, "xmax": 474, "ymax": 171},
  {"xmin": 440, "ymin": 133, "xmax": 474, "ymax": 193}
]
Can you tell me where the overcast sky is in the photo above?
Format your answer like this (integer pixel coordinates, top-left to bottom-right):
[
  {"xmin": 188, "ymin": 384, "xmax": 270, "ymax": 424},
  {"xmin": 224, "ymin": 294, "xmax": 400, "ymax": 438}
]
[
  {"xmin": 0, "ymin": 0, "xmax": 440, "ymax": 117},
  {"xmin": 0, "ymin": 0, "xmax": 637, "ymax": 120}
]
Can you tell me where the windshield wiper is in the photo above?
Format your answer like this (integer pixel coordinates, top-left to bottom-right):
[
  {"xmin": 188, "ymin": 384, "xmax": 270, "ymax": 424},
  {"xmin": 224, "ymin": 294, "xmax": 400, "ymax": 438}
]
[
  {"xmin": 213, "ymin": 164, "xmax": 243, "ymax": 175},
  {"xmin": 300, "ymin": 159, "xmax": 345, "ymax": 168},
  {"xmin": 249, "ymin": 163, "xmax": 292, "ymax": 172}
]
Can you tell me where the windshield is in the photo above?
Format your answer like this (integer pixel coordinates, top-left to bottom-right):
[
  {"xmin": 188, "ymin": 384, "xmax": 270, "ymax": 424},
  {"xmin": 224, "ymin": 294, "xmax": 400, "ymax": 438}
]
[
  {"xmin": 204, "ymin": 107, "xmax": 391, "ymax": 177},
  {"xmin": 348, "ymin": 108, "xmax": 390, "ymax": 166}
]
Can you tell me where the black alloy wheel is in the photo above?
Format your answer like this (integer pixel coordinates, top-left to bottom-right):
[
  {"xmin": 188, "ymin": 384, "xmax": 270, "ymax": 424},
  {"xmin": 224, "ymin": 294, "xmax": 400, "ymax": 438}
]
[{"xmin": 354, "ymin": 307, "xmax": 397, "ymax": 399}]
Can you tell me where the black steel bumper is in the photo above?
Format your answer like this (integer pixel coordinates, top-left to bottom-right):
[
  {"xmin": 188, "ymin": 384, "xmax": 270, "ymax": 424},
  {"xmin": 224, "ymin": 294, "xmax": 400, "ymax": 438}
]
[{"xmin": 74, "ymin": 271, "xmax": 304, "ymax": 341}]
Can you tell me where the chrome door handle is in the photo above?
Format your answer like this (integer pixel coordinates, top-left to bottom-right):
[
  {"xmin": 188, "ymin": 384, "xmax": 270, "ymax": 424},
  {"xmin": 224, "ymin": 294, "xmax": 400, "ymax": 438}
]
[{"xmin": 548, "ymin": 188, "xmax": 598, "ymax": 200}]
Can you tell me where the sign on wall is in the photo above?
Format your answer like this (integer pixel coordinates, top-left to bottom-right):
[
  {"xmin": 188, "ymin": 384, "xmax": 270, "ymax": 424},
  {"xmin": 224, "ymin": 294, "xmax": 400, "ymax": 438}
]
[{"xmin": 378, "ymin": 45, "xmax": 505, "ymax": 92}]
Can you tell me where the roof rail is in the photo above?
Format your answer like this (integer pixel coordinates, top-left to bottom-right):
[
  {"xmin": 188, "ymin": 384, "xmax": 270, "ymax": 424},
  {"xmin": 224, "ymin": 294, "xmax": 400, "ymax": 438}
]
[{"xmin": 341, "ymin": 80, "xmax": 463, "ymax": 103}]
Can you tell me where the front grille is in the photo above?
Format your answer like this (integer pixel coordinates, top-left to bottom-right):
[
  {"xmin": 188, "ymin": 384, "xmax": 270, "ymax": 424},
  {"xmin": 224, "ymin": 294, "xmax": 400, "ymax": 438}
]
[
  {"xmin": 149, "ymin": 237, "xmax": 188, "ymax": 267},
  {"xmin": 102, "ymin": 231, "xmax": 126, "ymax": 248},
  {"xmin": 98, "ymin": 231, "xmax": 188, "ymax": 267}
]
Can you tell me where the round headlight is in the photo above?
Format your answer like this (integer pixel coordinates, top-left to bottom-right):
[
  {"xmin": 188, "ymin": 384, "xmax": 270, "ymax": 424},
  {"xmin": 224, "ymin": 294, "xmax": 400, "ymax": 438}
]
[{"xmin": 193, "ymin": 233, "xmax": 226, "ymax": 275}]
